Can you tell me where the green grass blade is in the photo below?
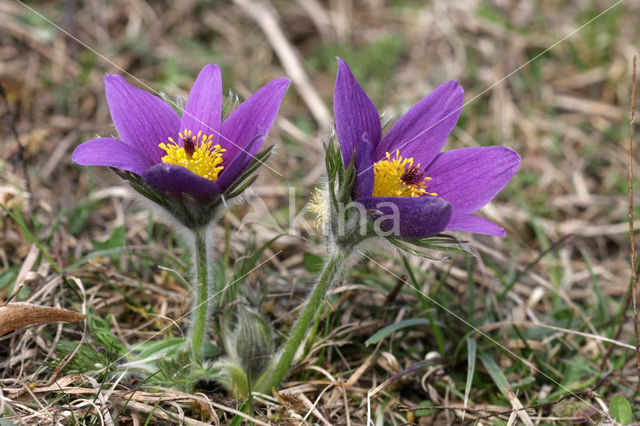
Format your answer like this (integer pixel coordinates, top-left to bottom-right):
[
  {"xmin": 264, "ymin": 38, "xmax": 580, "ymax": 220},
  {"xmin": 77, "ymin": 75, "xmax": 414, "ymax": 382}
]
[
  {"xmin": 365, "ymin": 318, "xmax": 431, "ymax": 346},
  {"xmin": 0, "ymin": 202, "xmax": 61, "ymax": 274},
  {"xmin": 464, "ymin": 337, "xmax": 477, "ymax": 413},
  {"xmin": 427, "ymin": 310, "xmax": 444, "ymax": 356},
  {"xmin": 478, "ymin": 353, "xmax": 510, "ymax": 397}
]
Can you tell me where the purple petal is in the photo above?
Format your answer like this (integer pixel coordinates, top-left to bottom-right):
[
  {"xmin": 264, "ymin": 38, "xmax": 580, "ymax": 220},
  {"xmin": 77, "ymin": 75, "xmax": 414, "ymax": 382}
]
[
  {"xmin": 377, "ymin": 81, "xmax": 463, "ymax": 165},
  {"xmin": 72, "ymin": 137, "xmax": 152, "ymax": 175},
  {"xmin": 446, "ymin": 212, "xmax": 506, "ymax": 237},
  {"xmin": 220, "ymin": 78, "xmax": 289, "ymax": 164},
  {"xmin": 357, "ymin": 196, "xmax": 451, "ymax": 238},
  {"xmin": 353, "ymin": 136, "xmax": 374, "ymax": 199},
  {"xmin": 334, "ymin": 58, "xmax": 382, "ymax": 168},
  {"xmin": 180, "ymin": 65, "xmax": 222, "ymax": 144},
  {"xmin": 216, "ymin": 135, "xmax": 263, "ymax": 192},
  {"xmin": 105, "ymin": 75, "xmax": 180, "ymax": 164},
  {"xmin": 426, "ymin": 146, "xmax": 520, "ymax": 214},
  {"xmin": 142, "ymin": 163, "xmax": 221, "ymax": 203}
]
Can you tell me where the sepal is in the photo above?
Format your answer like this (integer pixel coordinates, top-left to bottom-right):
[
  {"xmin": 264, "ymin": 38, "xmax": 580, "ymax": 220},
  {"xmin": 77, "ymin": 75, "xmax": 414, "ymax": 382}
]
[
  {"xmin": 222, "ymin": 144, "xmax": 274, "ymax": 199},
  {"xmin": 113, "ymin": 169, "xmax": 222, "ymax": 229},
  {"xmin": 323, "ymin": 139, "xmax": 366, "ymax": 249},
  {"xmin": 387, "ymin": 233, "xmax": 474, "ymax": 260},
  {"xmin": 221, "ymin": 89, "xmax": 239, "ymax": 121}
]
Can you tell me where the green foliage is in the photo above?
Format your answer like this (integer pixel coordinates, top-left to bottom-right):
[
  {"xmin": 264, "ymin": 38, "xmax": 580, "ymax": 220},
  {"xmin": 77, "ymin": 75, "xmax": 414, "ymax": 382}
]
[
  {"xmin": 4, "ymin": 1, "xmax": 638, "ymax": 423},
  {"xmin": 218, "ymin": 232, "xmax": 282, "ymax": 307},
  {"xmin": 306, "ymin": 35, "xmax": 404, "ymax": 102},
  {"xmin": 415, "ymin": 400, "xmax": 437, "ymax": 417},
  {"xmin": 561, "ymin": 357, "xmax": 593, "ymax": 387},
  {"xmin": 56, "ymin": 310, "xmax": 126, "ymax": 382},
  {"xmin": 387, "ymin": 233, "xmax": 473, "ymax": 260},
  {"xmin": 365, "ymin": 318, "xmax": 433, "ymax": 346},
  {"xmin": 0, "ymin": 202, "xmax": 61, "ymax": 274},
  {"xmin": 0, "ymin": 267, "xmax": 18, "ymax": 293},
  {"xmin": 479, "ymin": 353, "xmax": 511, "ymax": 400},
  {"xmin": 211, "ymin": 359, "xmax": 250, "ymax": 398},
  {"xmin": 610, "ymin": 395, "xmax": 632, "ymax": 424},
  {"xmin": 135, "ymin": 337, "xmax": 186, "ymax": 361},
  {"xmin": 148, "ymin": 349, "xmax": 196, "ymax": 389},
  {"xmin": 464, "ymin": 338, "xmax": 477, "ymax": 409},
  {"xmin": 303, "ymin": 252, "xmax": 324, "ymax": 273},
  {"xmin": 66, "ymin": 199, "xmax": 98, "ymax": 236},
  {"xmin": 224, "ymin": 145, "xmax": 275, "ymax": 199},
  {"xmin": 91, "ymin": 226, "xmax": 126, "ymax": 251}
]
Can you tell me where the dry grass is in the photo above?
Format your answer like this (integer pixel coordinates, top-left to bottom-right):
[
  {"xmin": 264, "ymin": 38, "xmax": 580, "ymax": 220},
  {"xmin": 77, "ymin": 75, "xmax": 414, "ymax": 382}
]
[{"xmin": 1, "ymin": 0, "xmax": 639, "ymax": 424}]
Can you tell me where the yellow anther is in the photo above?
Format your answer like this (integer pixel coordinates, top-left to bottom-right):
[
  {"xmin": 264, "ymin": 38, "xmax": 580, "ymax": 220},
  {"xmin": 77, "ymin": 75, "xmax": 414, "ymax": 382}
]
[
  {"xmin": 159, "ymin": 128, "xmax": 226, "ymax": 182},
  {"xmin": 372, "ymin": 150, "xmax": 436, "ymax": 198}
]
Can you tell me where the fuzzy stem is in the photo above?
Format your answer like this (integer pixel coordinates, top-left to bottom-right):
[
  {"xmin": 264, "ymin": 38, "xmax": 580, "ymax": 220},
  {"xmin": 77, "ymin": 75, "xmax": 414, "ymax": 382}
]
[
  {"xmin": 189, "ymin": 226, "xmax": 212, "ymax": 363},
  {"xmin": 256, "ymin": 248, "xmax": 350, "ymax": 392}
]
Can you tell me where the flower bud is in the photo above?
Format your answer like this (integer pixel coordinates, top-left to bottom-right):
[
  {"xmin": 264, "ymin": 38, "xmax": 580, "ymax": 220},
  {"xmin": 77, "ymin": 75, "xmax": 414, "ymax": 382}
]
[{"xmin": 224, "ymin": 305, "xmax": 273, "ymax": 381}]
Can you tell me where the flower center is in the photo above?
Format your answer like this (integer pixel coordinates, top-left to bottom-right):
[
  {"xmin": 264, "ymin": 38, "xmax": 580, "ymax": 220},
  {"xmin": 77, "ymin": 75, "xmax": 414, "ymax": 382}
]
[
  {"xmin": 372, "ymin": 150, "xmax": 437, "ymax": 197},
  {"xmin": 159, "ymin": 129, "xmax": 226, "ymax": 182}
]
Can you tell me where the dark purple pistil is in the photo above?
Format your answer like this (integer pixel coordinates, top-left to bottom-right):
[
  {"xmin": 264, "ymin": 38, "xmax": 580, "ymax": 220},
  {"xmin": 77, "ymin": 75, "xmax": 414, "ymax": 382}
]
[
  {"xmin": 401, "ymin": 166, "xmax": 425, "ymax": 186},
  {"xmin": 183, "ymin": 136, "xmax": 196, "ymax": 158}
]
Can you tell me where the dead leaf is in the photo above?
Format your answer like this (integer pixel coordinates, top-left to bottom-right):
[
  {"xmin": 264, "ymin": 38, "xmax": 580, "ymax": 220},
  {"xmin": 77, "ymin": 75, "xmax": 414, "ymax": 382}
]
[{"xmin": 0, "ymin": 302, "xmax": 85, "ymax": 335}]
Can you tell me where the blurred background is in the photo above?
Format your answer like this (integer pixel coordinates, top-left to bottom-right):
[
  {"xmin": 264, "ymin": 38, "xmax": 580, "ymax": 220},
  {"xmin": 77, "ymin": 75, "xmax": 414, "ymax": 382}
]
[{"xmin": 1, "ymin": 0, "xmax": 640, "ymax": 424}]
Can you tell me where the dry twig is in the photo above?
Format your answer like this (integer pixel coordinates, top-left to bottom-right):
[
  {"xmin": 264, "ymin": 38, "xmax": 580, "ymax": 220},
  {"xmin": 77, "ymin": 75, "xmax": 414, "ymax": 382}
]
[{"xmin": 232, "ymin": 0, "xmax": 332, "ymax": 129}]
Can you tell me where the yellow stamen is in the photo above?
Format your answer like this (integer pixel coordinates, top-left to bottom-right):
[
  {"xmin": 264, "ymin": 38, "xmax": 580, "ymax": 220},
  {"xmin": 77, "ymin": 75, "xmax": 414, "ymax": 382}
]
[
  {"xmin": 159, "ymin": 128, "xmax": 226, "ymax": 182},
  {"xmin": 308, "ymin": 186, "xmax": 330, "ymax": 230},
  {"xmin": 372, "ymin": 150, "xmax": 437, "ymax": 198}
]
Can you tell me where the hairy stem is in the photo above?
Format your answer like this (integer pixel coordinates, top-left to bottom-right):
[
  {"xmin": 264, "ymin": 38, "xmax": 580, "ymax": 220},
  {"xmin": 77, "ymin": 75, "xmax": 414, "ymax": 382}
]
[
  {"xmin": 189, "ymin": 226, "xmax": 213, "ymax": 363},
  {"xmin": 256, "ymin": 248, "xmax": 349, "ymax": 392}
]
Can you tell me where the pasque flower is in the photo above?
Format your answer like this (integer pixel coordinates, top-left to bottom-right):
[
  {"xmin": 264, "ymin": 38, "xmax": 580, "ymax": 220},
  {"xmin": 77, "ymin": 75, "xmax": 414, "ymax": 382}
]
[
  {"xmin": 257, "ymin": 59, "xmax": 520, "ymax": 393},
  {"xmin": 73, "ymin": 65, "xmax": 289, "ymax": 227},
  {"xmin": 72, "ymin": 65, "xmax": 289, "ymax": 364},
  {"xmin": 333, "ymin": 58, "xmax": 519, "ymax": 238}
]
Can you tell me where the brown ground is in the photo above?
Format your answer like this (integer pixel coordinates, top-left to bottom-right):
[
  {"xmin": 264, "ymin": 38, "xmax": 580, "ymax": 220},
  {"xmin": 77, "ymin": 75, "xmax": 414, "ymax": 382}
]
[{"xmin": 1, "ymin": 0, "xmax": 639, "ymax": 424}]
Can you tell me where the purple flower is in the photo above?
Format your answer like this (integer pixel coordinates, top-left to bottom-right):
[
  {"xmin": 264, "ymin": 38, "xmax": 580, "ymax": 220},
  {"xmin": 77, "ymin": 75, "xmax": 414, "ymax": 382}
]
[
  {"xmin": 73, "ymin": 65, "xmax": 289, "ymax": 218},
  {"xmin": 334, "ymin": 58, "xmax": 519, "ymax": 238}
]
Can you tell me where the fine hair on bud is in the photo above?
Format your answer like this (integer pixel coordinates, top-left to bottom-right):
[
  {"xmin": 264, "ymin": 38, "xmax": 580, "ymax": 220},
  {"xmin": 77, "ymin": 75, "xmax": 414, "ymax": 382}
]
[{"xmin": 223, "ymin": 304, "xmax": 274, "ymax": 381}]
